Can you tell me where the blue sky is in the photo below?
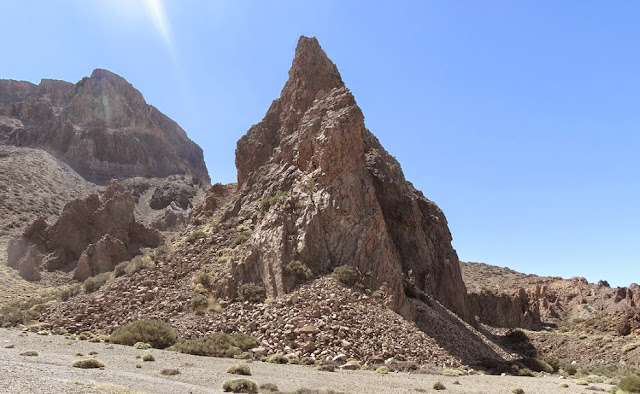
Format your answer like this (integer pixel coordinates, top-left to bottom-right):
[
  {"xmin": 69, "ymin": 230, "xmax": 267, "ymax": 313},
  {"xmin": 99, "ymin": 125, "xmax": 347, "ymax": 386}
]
[{"xmin": 1, "ymin": 1, "xmax": 638, "ymax": 287}]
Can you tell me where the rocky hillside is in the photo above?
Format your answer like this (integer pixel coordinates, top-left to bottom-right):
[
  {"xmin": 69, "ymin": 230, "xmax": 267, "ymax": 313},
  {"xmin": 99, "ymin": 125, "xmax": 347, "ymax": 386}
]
[
  {"xmin": 38, "ymin": 36, "xmax": 522, "ymax": 369},
  {"xmin": 0, "ymin": 145, "xmax": 96, "ymax": 239},
  {"xmin": 8, "ymin": 181, "xmax": 162, "ymax": 283},
  {"xmin": 213, "ymin": 36, "xmax": 467, "ymax": 322},
  {"xmin": 0, "ymin": 69, "xmax": 209, "ymax": 183},
  {"xmin": 462, "ymin": 261, "xmax": 640, "ymax": 369}
]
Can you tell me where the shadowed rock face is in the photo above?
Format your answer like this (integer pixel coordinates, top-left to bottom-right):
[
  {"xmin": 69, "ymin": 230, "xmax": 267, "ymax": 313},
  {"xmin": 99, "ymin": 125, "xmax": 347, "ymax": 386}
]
[
  {"xmin": 0, "ymin": 69, "xmax": 209, "ymax": 184},
  {"xmin": 197, "ymin": 36, "xmax": 470, "ymax": 321},
  {"xmin": 7, "ymin": 181, "xmax": 162, "ymax": 282}
]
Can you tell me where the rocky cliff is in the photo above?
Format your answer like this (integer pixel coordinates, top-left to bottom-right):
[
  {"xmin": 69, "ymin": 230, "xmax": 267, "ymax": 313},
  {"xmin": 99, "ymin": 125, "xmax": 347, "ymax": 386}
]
[
  {"xmin": 7, "ymin": 181, "xmax": 162, "ymax": 282},
  {"xmin": 193, "ymin": 36, "xmax": 469, "ymax": 322},
  {"xmin": 0, "ymin": 69, "xmax": 209, "ymax": 183}
]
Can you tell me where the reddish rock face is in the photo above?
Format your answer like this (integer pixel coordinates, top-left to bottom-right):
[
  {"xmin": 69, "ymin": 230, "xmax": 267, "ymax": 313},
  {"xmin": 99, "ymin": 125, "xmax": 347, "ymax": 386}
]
[
  {"xmin": 199, "ymin": 36, "xmax": 470, "ymax": 321},
  {"xmin": 0, "ymin": 69, "xmax": 209, "ymax": 184},
  {"xmin": 7, "ymin": 181, "xmax": 162, "ymax": 282}
]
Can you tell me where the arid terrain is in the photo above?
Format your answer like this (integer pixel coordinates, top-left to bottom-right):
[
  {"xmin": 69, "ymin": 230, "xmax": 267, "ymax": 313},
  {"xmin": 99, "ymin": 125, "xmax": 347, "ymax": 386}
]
[
  {"xmin": 0, "ymin": 328, "xmax": 618, "ymax": 394},
  {"xmin": 1, "ymin": 36, "xmax": 639, "ymax": 394}
]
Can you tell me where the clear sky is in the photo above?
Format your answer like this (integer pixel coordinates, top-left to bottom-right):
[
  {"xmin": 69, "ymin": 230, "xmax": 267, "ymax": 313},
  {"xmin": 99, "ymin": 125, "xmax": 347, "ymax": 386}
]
[{"xmin": 1, "ymin": 1, "xmax": 638, "ymax": 287}]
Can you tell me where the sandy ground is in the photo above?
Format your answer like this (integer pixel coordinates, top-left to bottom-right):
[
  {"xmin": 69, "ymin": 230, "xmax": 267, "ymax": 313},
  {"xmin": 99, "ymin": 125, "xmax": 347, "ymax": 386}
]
[{"xmin": 0, "ymin": 328, "xmax": 614, "ymax": 394}]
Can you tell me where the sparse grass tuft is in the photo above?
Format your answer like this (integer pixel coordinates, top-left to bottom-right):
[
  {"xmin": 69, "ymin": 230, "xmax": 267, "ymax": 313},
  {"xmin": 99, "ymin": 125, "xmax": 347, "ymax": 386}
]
[
  {"xmin": 227, "ymin": 364, "xmax": 251, "ymax": 376},
  {"xmin": 19, "ymin": 351, "xmax": 38, "ymax": 356},
  {"xmin": 266, "ymin": 353, "xmax": 287, "ymax": 364},
  {"xmin": 260, "ymin": 191, "xmax": 287, "ymax": 214},
  {"xmin": 72, "ymin": 359, "xmax": 105, "ymax": 369},
  {"xmin": 109, "ymin": 319, "xmax": 177, "ymax": 349},
  {"xmin": 142, "ymin": 354, "xmax": 155, "ymax": 362},
  {"xmin": 174, "ymin": 333, "xmax": 258, "ymax": 358},
  {"xmin": 376, "ymin": 366, "xmax": 389, "ymax": 374},
  {"xmin": 618, "ymin": 375, "xmax": 640, "ymax": 393},
  {"xmin": 259, "ymin": 382, "xmax": 279, "ymax": 392},
  {"xmin": 441, "ymin": 368, "xmax": 465, "ymax": 377},
  {"xmin": 222, "ymin": 378, "xmax": 258, "ymax": 393},
  {"xmin": 185, "ymin": 230, "xmax": 207, "ymax": 244},
  {"xmin": 83, "ymin": 272, "xmax": 111, "ymax": 293}
]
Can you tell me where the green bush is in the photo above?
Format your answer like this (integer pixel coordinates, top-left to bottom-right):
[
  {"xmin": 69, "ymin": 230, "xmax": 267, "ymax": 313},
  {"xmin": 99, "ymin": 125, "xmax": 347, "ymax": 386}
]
[
  {"xmin": 230, "ymin": 232, "xmax": 251, "ymax": 248},
  {"xmin": 512, "ymin": 389, "xmax": 524, "ymax": 394},
  {"xmin": 186, "ymin": 230, "xmax": 207, "ymax": 244},
  {"xmin": 222, "ymin": 378, "xmax": 258, "ymax": 393},
  {"xmin": 260, "ymin": 191, "xmax": 287, "ymax": 214},
  {"xmin": 174, "ymin": 333, "xmax": 258, "ymax": 358},
  {"xmin": 58, "ymin": 283, "xmax": 82, "ymax": 301},
  {"xmin": 332, "ymin": 265, "xmax": 359, "ymax": 286},
  {"xmin": 72, "ymin": 359, "xmax": 105, "ymax": 369},
  {"xmin": 284, "ymin": 261, "xmax": 313, "ymax": 282},
  {"xmin": 114, "ymin": 255, "xmax": 154, "ymax": 278},
  {"xmin": 142, "ymin": 354, "xmax": 155, "ymax": 362},
  {"xmin": 191, "ymin": 295, "xmax": 209, "ymax": 312},
  {"xmin": 193, "ymin": 272, "xmax": 213, "ymax": 289},
  {"xmin": 227, "ymin": 364, "xmax": 251, "ymax": 375},
  {"xmin": 376, "ymin": 366, "xmax": 389, "ymax": 374},
  {"xmin": 618, "ymin": 375, "xmax": 640, "ymax": 393},
  {"xmin": 237, "ymin": 283, "xmax": 266, "ymax": 303},
  {"xmin": 266, "ymin": 353, "xmax": 287, "ymax": 364},
  {"xmin": 83, "ymin": 272, "xmax": 111, "ymax": 293},
  {"xmin": 109, "ymin": 319, "xmax": 177, "ymax": 349}
]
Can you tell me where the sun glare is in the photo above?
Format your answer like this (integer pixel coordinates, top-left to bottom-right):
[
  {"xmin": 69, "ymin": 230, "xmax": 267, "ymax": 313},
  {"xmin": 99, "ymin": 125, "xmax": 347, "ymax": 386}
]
[{"xmin": 142, "ymin": 0, "xmax": 173, "ymax": 48}]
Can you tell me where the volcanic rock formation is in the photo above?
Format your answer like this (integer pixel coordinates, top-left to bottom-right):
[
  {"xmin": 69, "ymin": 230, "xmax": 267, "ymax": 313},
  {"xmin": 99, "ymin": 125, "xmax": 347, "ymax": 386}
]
[
  {"xmin": 193, "ymin": 36, "xmax": 470, "ymax": 322},
  {"xmin": 7, "ymin": 181, "xmax": 162, "ymax": 282},
  {"xmin": 0, "ymin": 69, "xmax": 209, "ymax": 183}
]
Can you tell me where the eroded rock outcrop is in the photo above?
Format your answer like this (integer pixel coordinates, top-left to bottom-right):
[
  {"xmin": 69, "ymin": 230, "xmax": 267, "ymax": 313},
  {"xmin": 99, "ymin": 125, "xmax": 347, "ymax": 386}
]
[
  {"xmin": 0, "ymin": 69, "xmax": 209, "ymax": 183},
  {"xmin": 7, "ymin": 181, "xmax": 162, "ymax": 282},
  {"xmin": 192, "ymin": 36, "xmax": 470, "ymax": 322}
]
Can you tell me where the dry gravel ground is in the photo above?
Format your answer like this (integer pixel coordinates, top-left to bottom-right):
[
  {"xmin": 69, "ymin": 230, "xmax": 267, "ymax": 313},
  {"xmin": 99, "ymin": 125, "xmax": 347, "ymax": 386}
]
[{"xmin": 0, "ymin": 328, "xmax": 615, "ymax": 394}]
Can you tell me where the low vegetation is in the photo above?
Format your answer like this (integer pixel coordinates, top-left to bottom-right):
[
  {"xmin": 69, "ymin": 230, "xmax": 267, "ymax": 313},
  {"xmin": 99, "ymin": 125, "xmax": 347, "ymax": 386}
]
[
  {"xmin": 332, "ymin": 265, "xmax": 359, "ymax": 286},
  {"xmin": 160, "ymin": 368, "xmax": 180, "ymax": 376},
  {"xmin": 260, "ymin": 191, "xmax": 288, "ymax": 214},
  {"xmin": 113, "ymin": 255, "xmax": 155, "ymax": 278},
  {"xmin": 174, "ymin": 333, "xmax": 259, "ymax": 358},
  {"xmin": 19, "ymin": 351, "xmax": 38, "ymax": 356},
  {"xmin": 83, "ymin": 272, "xmax": 111, "ymax": 293},
  {"xmin": 376, "ymin": 366, "xmax": 389, "ymax": 374},
  {"xmin": 72, "ymin": 359, "xmax": 105, "ymax": 369},
  {"xmin": 237, "ymin": 283, "xmax": 266, "ymax": 303},
  {"xmin": 617, "ymin": 375, "xmax": 640, "ymax": 393},
  {"xmin": 226, "ymin": 364, "xmax": 251, "ymax": 375},
  {"xmin": 185, "ymin": 230, "xmax": 208, "ymax": 244},
  {"xmin": 284, "ymin": 260, "xmax": 313, "ymax": 284},
  {"xmin": 222, "ymin": 378, "xmax": 258, "ymax": 393},
  {"xmin": 142, "ymin": 354, "xmax": 155, "ymax": 362},
  {"xmin": 109, "ymin": 319, "xmax": 177, "ymax": 349}
]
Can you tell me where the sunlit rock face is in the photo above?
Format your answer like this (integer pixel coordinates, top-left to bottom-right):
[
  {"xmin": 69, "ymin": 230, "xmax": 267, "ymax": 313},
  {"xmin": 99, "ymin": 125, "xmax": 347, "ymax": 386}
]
[
  {"xmin": 0, "ymin": 69, "xmax": 209, "ymax": 184},
  {"xmin": 194, "ymin": 36, "xmax": 470, "ymax": 322}
]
